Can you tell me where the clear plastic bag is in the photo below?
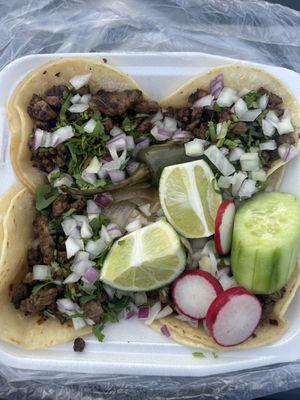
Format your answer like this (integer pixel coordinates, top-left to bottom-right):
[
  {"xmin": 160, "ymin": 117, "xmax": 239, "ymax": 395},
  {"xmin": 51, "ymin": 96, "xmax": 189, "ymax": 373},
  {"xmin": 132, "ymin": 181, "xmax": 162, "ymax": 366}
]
[{"xmin": 1, "ymin": 0, "xmax": 300, "ymax": 398}]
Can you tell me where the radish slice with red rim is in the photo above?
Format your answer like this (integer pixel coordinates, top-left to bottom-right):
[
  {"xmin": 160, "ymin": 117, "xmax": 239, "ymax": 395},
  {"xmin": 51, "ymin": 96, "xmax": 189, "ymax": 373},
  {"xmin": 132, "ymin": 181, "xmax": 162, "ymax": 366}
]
[
  {"xmin": 214, "ymin": 199, "xmax": 236, "ymax": 256},
  {"xmin": 172, "ymin": 270, "xmax": 223, "ymax": 320},
  {"xmin": 206, "ymin": 287, "xmax": 262, "ymax": 346}
]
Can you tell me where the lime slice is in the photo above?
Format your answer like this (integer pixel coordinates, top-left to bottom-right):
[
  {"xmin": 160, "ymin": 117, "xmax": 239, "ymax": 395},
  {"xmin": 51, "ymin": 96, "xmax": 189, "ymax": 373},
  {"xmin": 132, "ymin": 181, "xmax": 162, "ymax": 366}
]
[
  {"xmin": 100, "ymin": 220, "xmax": 186, "ymax": 291},
  {"xmin": 159, "ymin": 160, "xmax": 222, "ymax": 238}
]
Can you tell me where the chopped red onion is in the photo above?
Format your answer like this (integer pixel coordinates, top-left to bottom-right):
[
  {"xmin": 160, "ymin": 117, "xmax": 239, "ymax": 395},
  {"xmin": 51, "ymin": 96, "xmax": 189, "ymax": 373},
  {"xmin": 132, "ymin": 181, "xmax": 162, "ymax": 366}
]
[
  {"xmin": 74, "ymin": 251, "xmax": 90, "ymax": 262},
  {"xmin": 193, "ymin": 94, "xmax": 213, "ymax": 108},
  {"xmin": 259, "ymin": 140, "xmax": 277, "ymax": 151},
  {"xmin": 69, "ymin": 73, "xmax": 91, "ymax": 90},
  {"xmin": 151, "ymin": 126, "xmax": 172, "ymax": 141},
  {"xmin": 133, "ymin": 138, "xmax": 150, "ymax": 158},
  {"xmin": 124, "ymin": 309, "xmax": 136, "ymax": 320},
  {"xmin": 95, "ymin": 193, "xmax": 113, "ymax": 207},
  {"xmin": 33, "ymin": 265, "xmax": 51, "ymax": 281},
  {"xmin": 51, "ymin": 126, "xmax": 74, "ymax": 147},
  {"xmin": 210, "ymin": 73, "xmax": 224, "ymax": 99},
  {"xmin": 68, "ymin": 103, "xmax": 89, "ymax": 113},
  {"xmin": 107, "ymin": 223, "xmax": 122, "ymax": 239},
  {"xmin": 172, "ymin": 129, "xmax": 192, "ymax": 142},
  {"xmin": 220, "ymin": 147, "xmax": 229, "ymax": 156},
  {"xmin": 110, "ymin": 126, "xmax": 124, "ymax": 137},
  {"xmin": 126, "ymin": 161, "xmax": 139, "ymax": 176},
  {"xmin": 160, "ymin": 324, "xmax": 171, "ymax": 337},
  {"xmin": 71, "ymin": 260, "xmax": 95, "ymax": 276},
  {"xmin": 101, "ymin": 155, "xmax": 113, "ymax": 163},
  {"xmin": 278, "ymin": 144, "xmax": 298, "ymax": 162},
  {"xmin": 33, "ymin": 129, "xmax": 45, "ymax": 149},
  {"xmin": 83, "ymin": 267, "xmax": 100, "ymax": 284},
  {"xmin": 53, "ymin": 175, "xmax": 73, "ymax": 188},
  {"xmin": 138, "ymin": 306, "xmax": 150, "ymax": 319},
  {"xmin": 107, "ymin": 133, "xmax": 127, "ymax": 151},
  {"xmin": 108, "ymin": 170, "xmax": 126, "ymax": 183}
]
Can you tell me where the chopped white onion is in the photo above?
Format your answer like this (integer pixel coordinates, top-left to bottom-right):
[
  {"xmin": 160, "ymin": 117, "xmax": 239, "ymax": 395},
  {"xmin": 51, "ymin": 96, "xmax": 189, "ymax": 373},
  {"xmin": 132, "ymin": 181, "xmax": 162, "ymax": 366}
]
[
  {"xmin": 217, "ymin": 87, "xmax": 239, "ymax": 107},
  {"xmin": 65, "ymin": 237, "xmax": 84, "ymax": 259},
  {"xmin": 68, "ymin": 103, "xmax": 89, "ymax": 113},
  {"xmin": 231, "ymin": 171, "xmax": 247, "ymax": 196},
  {"xmin": 86, "ymin": 238, "xmax": 106, "ymax": 258},
  {"xmin": 193, "ymin": 94, "xmax": 213, "ymax": 108},
  {"xmin": 172, "ymin": 129, "xmax": 192, "ymax": 142},
  {"xmin": 239, "ymin": 109, "xmax": 262, "ymax": 122},
  {"xmin": 107, "ymin": 133, "xmax": 127, "ymax": 151},
  {"xmin": 155, "ymin": 305, "xmax": 173, "ymax": 320},
  {"xmin": 234, "ymin": 98, "xmax": 248, "ymax": 118},
  {"xmin": 57, "ymin": 298, "xmax": 78, "ymax": 314},
  {"xmin": 81, "ymin": 220, "xmax": 93, "ymax": 239},
  {"xmin": 204, "ymin": 145, "xmax": 235, "ymax": 176},
  {"xmin": 81, "ymin": 170, "xmax": 97, "ymax": 184},
  {"xmin": 108, "ymin": 170, "xmax": 125, "ymax": 183},
  {"xmin": 151, "ymin": 126, "xmax": 172, "ymax": 141},
  {"xmin": 70, "ymin": 94, "xmax": 81, "ymax": 104},
  {"xmin": 163, "ymin": 117, "xmax": 177, "ymax": 133},
  {"xmin": 80, "ymin": 94, "xmax": 92, "ymax": 104},
  {"xmin": 240, "ymin": 153, "xmax": 260, "ymax": 172},
  {"xmin": 238, "ymin": 88, "xmax": 250, "ymax": 97},
  {"xmin": 216, "ymin": 122, "xmax": 228, "ymax": 139},
  {"xmin": 107, "ymin": 223, "xmax": 122, "ymax": 239},
  {"xmin": 219, "ymin": 273, "xmax": 237, "ymax": 290},
  {"xmin": 184, "ymin": 138, "xmax": 204, "ymax": 157},
  {"xmin": 262, "ymin": 119, "xmax": 276, "ymax": 137},
  {"xmin": 250, "ymin": 169, "xmax": 267, "ymax": 182},
  {"xmin": 63, "ymin": 272, "xmax": 81, "ymax": 284},
  {"xmin": 266, "ymin": 111, "xmax": 279, "ymax": 124},
  {"xmin": 259, "ymin": 140, "xmax": 277, "ymax": 151},
  {"xmin": 72, "ymin": 317, "xmax": 86, "ymax": 331},
  {"xmin": 139, "ymin": 203, "xmax": 151, "ymax": 217},
  {"xmin": 101, "ymin": 224, "xmax": 112, "ymax": 244},
  {"xmin": 62, "ymin": 217, "xmax": 78, "ymax": 236},
  {"xmin": 133, "ymin": 138, "xmax": 150, "ymax": 158},
  {"xmin": 33, "ymin": 265, "xmax": 51, "ymax": 281},
  {"xmin": 69, "ymin": 73, "xmax": 91, "ymax": 90},
  {"xmin": 217, "ymin": 175, "xmax": 232, "ymax": 189},
  {"xmin": 238, "ymin": 179, "xmax": 257, "ymax": 198},
  {"xmin": 134, "ymin": 292, "xmax": 147, "ymax": 306},
  {"xmin": 33, "ymin": 128, "xmax": 46, "ymax": 150},
  {"xmin": 126, "ymin": 135, "xmax": 135, "ymax": 151},
  {"xmin": 53, "ymin": 175, "xmax": 73, "ymax": 188},
  {"xmin": 87, "ymin": 200, "xmax": 101, "ymax": 214},
  {"xmin": 74, "ymin": 251, "xmax": 90, "ymax": 262},
  {"xmin": 126, "ymin": 161, "xmax": 139, "ymax": 176},
  {"xmin": 84, "ymin": 119, "xmax": 97, "ymax": 134},
  {"xmin": 85, "ymin": 156, "xmax": 101, "ymax": 174},
  {"xmin": 126, "ymin": 219, "xmax": 142, "ymax": 233},
  {"xmin": 144, "ymin": 301, "xmax": 162, "ymax": 325},
  {"xmin": 278, "ymin": 144, "xmax": 298, "ymax": 162},
  {"xmin": 151, "ymin": 110, "xmax": 163, "ymax": 123},
  {"xmin": 73, "ymin": 215, "xmax": 88, "ymax": 225},
  {"xmin": 276, "ymin": 118, "xmax": 294, "ymax": 135},
  {"xmin": 51, "ymin": 125, "xmax": 74, "ymax": 147},
  {"xmin": 229, "ymin": 147, "xmax": 245, "ymax": 162},
  {"xmin": 110, "ymin": 126, "xmax": 124, "ymax": 137},
  {"xmin": 258, "ymin": 94, "xmax": 268, "ymax": 109}
]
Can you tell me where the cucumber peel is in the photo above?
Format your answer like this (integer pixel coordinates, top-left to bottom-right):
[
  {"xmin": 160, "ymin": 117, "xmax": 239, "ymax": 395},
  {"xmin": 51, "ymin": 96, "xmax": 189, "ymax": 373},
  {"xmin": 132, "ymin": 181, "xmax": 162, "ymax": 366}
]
[{"xmin": 231, "ymin": 192, "xmax": 300, "ymax": 294}]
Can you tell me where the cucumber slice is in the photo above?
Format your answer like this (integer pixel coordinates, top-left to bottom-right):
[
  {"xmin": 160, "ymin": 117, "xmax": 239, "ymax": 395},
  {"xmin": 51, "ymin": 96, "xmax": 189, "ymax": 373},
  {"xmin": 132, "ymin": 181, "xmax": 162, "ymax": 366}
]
[{"xmin": 231, "ymin": 192, "xmax": 300, "ymax": 294}]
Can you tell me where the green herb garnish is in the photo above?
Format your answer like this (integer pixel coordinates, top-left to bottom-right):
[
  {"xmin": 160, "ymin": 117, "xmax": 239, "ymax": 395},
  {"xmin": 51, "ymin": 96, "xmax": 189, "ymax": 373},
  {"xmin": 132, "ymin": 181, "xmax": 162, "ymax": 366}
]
[
  {"xmin": 58, "ymin": 92, "xmax": 72, "ymax": 126},
  {"xmin": 243, "ymin": 91, "xmax": 258, "ymax": 108},
  {"xmin": 79, "ymin": 294, "xmax": 97, "ymax": 304},
  {"xmin": 211, "ymin": 351, "xmax": 218, "ymax": 359},
  {"xmin": 32, "ymin": 280, "xmax": 53, "ymax": 295},
  {"xmin": 36, "ymin": 184, "xmax": 60, "ymax": 211},
  {"xmin": 208, "ymin": 121, "xmax": 217, "ymax": 142},
  {"xmin": 192, "ymin": 352, "xmax": 206, "ymax": 358}
]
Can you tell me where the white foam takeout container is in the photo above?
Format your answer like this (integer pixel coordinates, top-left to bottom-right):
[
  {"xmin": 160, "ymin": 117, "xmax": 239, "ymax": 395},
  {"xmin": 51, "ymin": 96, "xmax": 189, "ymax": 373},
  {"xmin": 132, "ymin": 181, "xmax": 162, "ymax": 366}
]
[{"xmin": 0, "ymin": 52, "xmax": 300, "ymax": 377}]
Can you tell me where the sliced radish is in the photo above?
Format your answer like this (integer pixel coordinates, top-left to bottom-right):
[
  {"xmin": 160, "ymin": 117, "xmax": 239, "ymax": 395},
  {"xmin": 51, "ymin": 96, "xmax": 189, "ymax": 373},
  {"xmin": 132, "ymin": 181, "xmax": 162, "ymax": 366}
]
[
  {"xmin": 171, "ymin": 270, "xmax": 223, "ymax": 320},
  {"xmin": 214, "ymin": 199, "xmax": 236, "ymax": 256},
  {"xmin": 206, "ymin": 287, "xmax": 262, "ymax": 346}
]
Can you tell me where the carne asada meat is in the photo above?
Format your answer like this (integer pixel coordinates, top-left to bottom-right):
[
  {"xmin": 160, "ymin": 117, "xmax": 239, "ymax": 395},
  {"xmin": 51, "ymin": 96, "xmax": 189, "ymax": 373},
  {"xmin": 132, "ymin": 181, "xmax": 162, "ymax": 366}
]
[
  {"xmin": 35, "ymin": 215, "xmax": 55, "ymax": 264},
  {"xmin": 20, "ymin": 287, "xmax": 58, "ymax": 314},
  {"xmin": 187, "ymin": 88, "xmax": 209, "ymax": 106},
  {"xmin": 89, "ymin": 89, "xmax": 143, "ymax": 117},
  {"xmin": 72, "ymin": 85, "xmax": 90, "ymax": 96},
  {"xmin": 231, "ymin": 121, "xmax": 248, "ymax": 135},
  {"xmin": 27, "ymin": 94, "xmax": 57, "ymax": 121},
  {"xmin": 27, "ymin": 247, "xmax": 43, "ymax": 268},
  {"xmin": 134, "ymin": 100, "xmax": 159, "ymax": 113},
  {"xmin": 11, "ymin": 283, "xmax": 30, "ymax": 309},
  {"xmin": 30, "ymin": 143, "xmax": 69, "ymax": 174},
  {"xmin": 82, "ymin": 301, "xmax": 103, "ymax": 324}
]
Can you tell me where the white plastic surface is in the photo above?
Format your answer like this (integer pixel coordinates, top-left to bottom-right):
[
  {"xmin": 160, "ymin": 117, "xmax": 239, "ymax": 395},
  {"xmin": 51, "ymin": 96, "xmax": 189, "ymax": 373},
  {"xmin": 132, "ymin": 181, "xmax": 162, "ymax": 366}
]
[{"xmin": 0, "ymin": 52, "xmax": 300, "ymax": 377}]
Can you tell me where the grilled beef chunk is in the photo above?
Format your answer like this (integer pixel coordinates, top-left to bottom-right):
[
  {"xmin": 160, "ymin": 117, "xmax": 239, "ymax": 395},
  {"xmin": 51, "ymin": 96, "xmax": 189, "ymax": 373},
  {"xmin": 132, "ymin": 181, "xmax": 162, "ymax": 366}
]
[
  {"xmin": 52, "ymin": 195, "xmax": 86, "ymax": 217},
  {"xmin": 33, "ymin": 120, "xmax": 55, "ymax": 130},
  {"xmin": 30, "ymin": 143, "xmax": 69, "ymax": 174},
  {"xmin": 11, "ymin": 283, "xmax": 30, "ymax": 309},
  {"xmin": 138, "ymin": 116, "xmax": 154, "ymax": 132},
  {"xmin": 231, "ymin": 122, "xmax": 248, "ymax": 135},
  {"xmin": 261, "ymin": 149, "xmax": 278, "ymax": 169},
  {"xmin": 89, "ymin": 89, "xmax": 143, "ymax": 117},
  {"xmin": 20, "ymin": 287, "xmax": 58, "ymax": 314},
  {"xmin": 28, "ymin": 94, "xmax": 57, "ymax": 121},
  {"xmin": 27, "ymin": 247, "xmax": 43, "ymax": 268},
  {"xmin": 45, "ymin": 84, "xmax": 68, "ymax": 98},
  {"xmin": 134, "ymin": 100, "xmax": 159, "ymax": 113},
  {"xmin": 277, "ymin": 134, "xmax": 295, "ymax": 145},
  {"xmin": 102, "ymin": 118, "xmax": 113, "ymax": 132},
  {"xmin": 82, "ymin": 301, "xmax": 103, "ymax": 324},
  {"xmin": 258, "ymin": 87, "xmax": 283, "ymax": 109},
  {"xmin": 73, "ymin": 85, "xmax": 90, "ymax": 96},
  {"xmin": 163, "ymin": 107, "xmax": 176, "ymax": 118},
  {"xmin": 192, "ymin": 125, "xmax": 206, "ymax": 139},
  {"xmin": 188, "ymin": 89, "xmax": 209, "ymax": 106},
  {"xmin": 36, "ymin": 216, "xmax": 55, "ymax": 264},
  {"xmin": 73, "ymin": 337, "xmax": 86, "ymax": 352}
]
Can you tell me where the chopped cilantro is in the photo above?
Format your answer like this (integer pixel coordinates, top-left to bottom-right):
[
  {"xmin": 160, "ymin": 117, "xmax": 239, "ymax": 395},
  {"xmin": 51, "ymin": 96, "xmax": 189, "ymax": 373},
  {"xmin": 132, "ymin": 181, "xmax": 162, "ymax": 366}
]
[
  {"xmin": 74, "ymin": 174, "xmax": 107, "ymax": 190},
  {"xmin": 58, "ymin": 92, "xmax": 72, "ymax": 126},
  {"xmin": 92, "ymin": 111, "xmax": 101, "ymax": 121},
  {"xmin": 89, "ymin": 215, "xmax": 110, "ymax": 235},
  {"xmin": 243, "ymin": 91, "xmax": 258, "ymax": 108},
  {"xmin": 65, "ymin": 283, "xmax": 78, "ymax": 301},
  {"xmin": 224, "ymin": 138, "xmax": 240, "ymax": 149},
  {"xmin": 32, "ymin": 280, "xmax": 53, "ymax": 295},
  {"xmin": 79, "ymin": 294, "xmax": 97, "ymax": 304},
  {"xmin": 118, "ymin": 239, "xmax": 125, "ymax": 246},
  {"xmin": 208, "ymin": 121, "xmax": 217, "ymax": 142},
  {"xmin": 62, "ymin": 207, "xmax": 77, "ymax": 217},
  {"xmin": 35, "ymin": 184, "xmax": 60, "ymax": 211},
  {"xmin": 92, "ymin": 323, "xmax": 105, "ymax": 342},
  {"xmin": 48, "ymin": 217, "xmax": 63, "ymax": 234},
  {"xmin": 213, "ymin": 103, "xmax": 222, "ymax": 112},
  {"xmin": 122, "ymin": 116, "xmax": 137, "ymax": 132},
  {"xmin": 78, "ymin": 283, "xmax": 97, "ymax": 295},
  {"xmin": 192, "ymin": 352, "xmax": 206, "ymax": 358},
  {"xmin": 211, "ymin": 351, "xmax": 218, "ymax": 359}
]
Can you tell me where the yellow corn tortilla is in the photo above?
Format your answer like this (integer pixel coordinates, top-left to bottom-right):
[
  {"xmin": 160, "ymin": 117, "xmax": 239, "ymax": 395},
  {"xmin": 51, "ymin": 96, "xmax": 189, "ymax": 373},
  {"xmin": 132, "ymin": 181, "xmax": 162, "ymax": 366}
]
[
  {"xmin": 7, "ymin": 57, "xmax": 143, "ymax": 193},
  {"xmin": 160, "ymin": 63, "xmax": 300, "ymax": 179},
  {"xmin": 0, "ymin": 186, "xmax": 91, "ymax": 349},
  {"xmin": 151, "ymin": 262, "xmax": 300, "ymax": 351}
]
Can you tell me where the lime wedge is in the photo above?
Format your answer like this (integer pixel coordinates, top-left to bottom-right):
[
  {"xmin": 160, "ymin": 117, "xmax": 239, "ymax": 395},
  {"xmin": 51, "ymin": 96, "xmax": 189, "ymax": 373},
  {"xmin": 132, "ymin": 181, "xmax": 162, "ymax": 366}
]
[
  {"xmin": 159, "ymin": 160, "xmax": 222, "ymax": 238},
  {"xmin": 100, "ymin": 220, "xmax": 186, "ymax": 291}
]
